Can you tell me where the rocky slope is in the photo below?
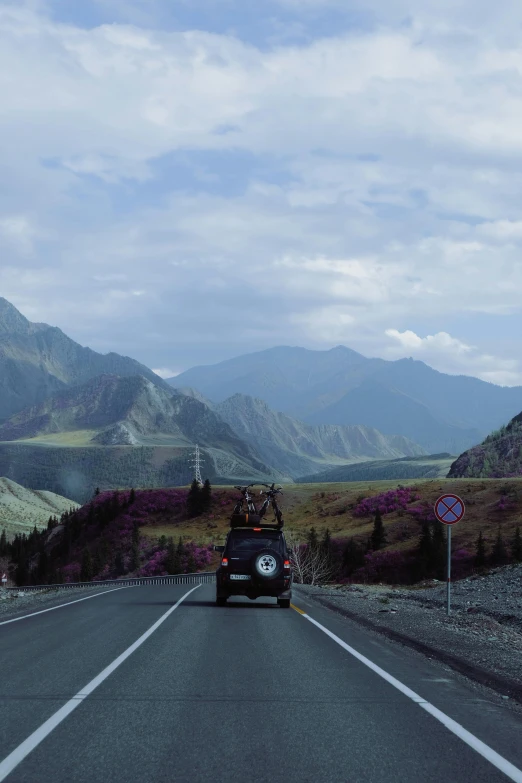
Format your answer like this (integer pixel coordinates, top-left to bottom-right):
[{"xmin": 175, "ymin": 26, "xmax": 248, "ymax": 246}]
[
  {"xmin": 214, "ymin": 393, "xmax": 426, "ymax": 478},
  {"xmin": 448, "ymin": 412, "xmax": 522, "ymax": 478},
  {"xmin": 0, "ymin": 477, "xmax": 79, "ymax": 537},
  {"xmin": 0, "ymin": 297, "xmax": 172, "ymax": 422}
]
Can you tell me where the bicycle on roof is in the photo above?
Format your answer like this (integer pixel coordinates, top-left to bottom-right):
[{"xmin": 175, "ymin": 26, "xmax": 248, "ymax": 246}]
[
  {"xmin": 232, "ymin": 484, "xmax": 258, "ymax": 517},
  {"xmin": 258, "ymin": 483, "xmax": 284, "ymax": 527}
]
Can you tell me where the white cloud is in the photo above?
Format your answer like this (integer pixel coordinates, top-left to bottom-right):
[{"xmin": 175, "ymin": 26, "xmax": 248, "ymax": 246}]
[
  {"xmin": 0, "ymin": 215, "xmax": 36, "ymax": 255},
  {"xmin": 384, "ymin": 329, "xmax": 522, "ymax": 386},
  {"xmin": 0, "ymin": 3, "xmax": 522, "ymax": 380},
  {"xmin": 477, "ymin": 220, "xmax": 522, "ymax": 241}
]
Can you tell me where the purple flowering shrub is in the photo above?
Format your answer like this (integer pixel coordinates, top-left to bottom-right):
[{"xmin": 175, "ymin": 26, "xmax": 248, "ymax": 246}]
[
  {"xmin": 451, "ymin": 548, "xmax": 473, "ymax": 580},
  {"xmin": 353, "ymin": 487, "xmax": 420, "ymax": 517},
  {"xmin": 50, "ymin": 488, "xmax": 224, "ymax": 583},
  {"xmin": 138, "ymin": 549, "xmax": 168, "ymax": 577},
  {"xmin": 494, "ymin": 496, "xmax": 516, "ymax": 512},
  {"xmin": 351, "ymin": 550, "xmax": 414, "ymax": 585},
  {"xmin": 62, "ymin": 562, "xmax": 81, "ymax": 583},
  {"xmin": 408, "ymin": 502, "xmax": 437, "ymax": 522}
]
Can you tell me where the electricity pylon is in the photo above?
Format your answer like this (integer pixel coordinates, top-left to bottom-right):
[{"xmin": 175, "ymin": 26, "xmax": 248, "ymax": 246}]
[{"xmin": 189, "ymin": 444, "xmax": 204, "ymax": 486}]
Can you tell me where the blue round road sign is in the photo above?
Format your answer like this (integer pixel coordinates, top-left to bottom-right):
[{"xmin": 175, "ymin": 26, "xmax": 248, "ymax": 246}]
[{"xmin": 434, "ymin": 494, "xmax": 465, "ymax": 525}]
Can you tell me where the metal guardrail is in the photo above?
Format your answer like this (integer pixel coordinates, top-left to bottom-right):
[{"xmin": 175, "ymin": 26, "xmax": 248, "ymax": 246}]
[{"xmin": 4, "ymin": 572, "xmax": 216, "ymax": 592}]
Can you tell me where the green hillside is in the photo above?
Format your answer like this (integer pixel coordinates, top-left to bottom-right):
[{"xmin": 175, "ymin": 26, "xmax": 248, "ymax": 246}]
[
  {"xmin": 448, "ymin": 412, "xmax": 522, "ymax": 478},
  {"xmin": 0, "ymin": 443, "xmax": 278, "ymax": 504},
  {"xmin": 296, "ymin": 454, "xmax": 456, "ymax": 484}
]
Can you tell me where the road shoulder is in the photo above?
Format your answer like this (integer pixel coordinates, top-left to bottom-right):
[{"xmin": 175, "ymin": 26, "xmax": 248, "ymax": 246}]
[{"xmin": 294, "ymin": 582, "xmax": 522, "ymax": 705}]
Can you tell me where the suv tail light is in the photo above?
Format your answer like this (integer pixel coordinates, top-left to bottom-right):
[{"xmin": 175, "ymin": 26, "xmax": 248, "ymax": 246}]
[
  {"xmin": 284, "ymin": 559, "xmax": 290, "ymax": 570},
  {"xmin": 253, "ymin": 528, "xmax": 262, "ymax": 531},
  {"xmin": 222, "ymin": 557, "xmax": 228, "ymax": 567}
]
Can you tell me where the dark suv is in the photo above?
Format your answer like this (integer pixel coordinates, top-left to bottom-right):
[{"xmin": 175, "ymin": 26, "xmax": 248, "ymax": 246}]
[{"xmin": 215, "ymin": 526, "xmax": 292, "ymax": 608}]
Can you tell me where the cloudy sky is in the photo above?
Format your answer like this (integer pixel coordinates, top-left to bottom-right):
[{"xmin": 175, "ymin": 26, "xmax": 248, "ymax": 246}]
[{"xmin": 1, "ymin": 0, "xmax": 522, "ymax": 384}]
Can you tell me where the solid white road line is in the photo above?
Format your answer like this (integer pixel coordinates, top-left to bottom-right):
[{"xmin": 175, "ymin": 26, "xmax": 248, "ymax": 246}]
[
  {"xmin": 300, "ymin": 611, "xmax": 522, "ymax": 783},
  {"xmin": 0, "ymin": 586, "xmax": 137, "ymax": 627},
  {"xmin": 0, "ymin": 584, "xmax": 200, "ymax": 782}
]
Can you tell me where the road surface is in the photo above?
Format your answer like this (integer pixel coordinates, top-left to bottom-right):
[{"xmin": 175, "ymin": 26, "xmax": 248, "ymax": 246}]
[{"xmin": 1, "ymin": 583, "xmax": 521, "ymax": 783}]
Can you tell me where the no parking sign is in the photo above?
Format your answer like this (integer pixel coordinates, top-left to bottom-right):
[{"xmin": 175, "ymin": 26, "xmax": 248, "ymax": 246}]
[
  {"xmin": 434, "ymin": 494, "xmax": 465, "ymax": 525},
  {"xmin": 434, "ymin": 494, "xmax": 465, "ymax": 616}
]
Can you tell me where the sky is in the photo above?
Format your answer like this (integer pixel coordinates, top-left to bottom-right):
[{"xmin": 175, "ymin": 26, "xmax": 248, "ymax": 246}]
[{"xmin": 1, "ymin": 0, "xmax": 522, "ymax": 385}]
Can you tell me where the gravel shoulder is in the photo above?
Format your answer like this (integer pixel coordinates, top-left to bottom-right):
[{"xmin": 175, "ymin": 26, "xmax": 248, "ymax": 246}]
[
  {"xmin": 295, "ymin": 563, "xmax": 522, "ymax": 704},
  {"xmin": 0, "ymin": 585, "xmax": 126, "ymax": 622}
]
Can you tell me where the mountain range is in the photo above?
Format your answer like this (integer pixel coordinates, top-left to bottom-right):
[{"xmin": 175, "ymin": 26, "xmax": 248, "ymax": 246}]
[
  {"xmin": 0, "ymin": 373, "xmax": 278, "ymax": 483},
  {"xmin": 212, "ymin": 393, "xmax": 425, "ymax": 478},
  {"xmin": 3, "ymin": 296, "xmax": 522, "ymax": 493},
  {"xmin": 169, "ymin": 345, "xmax": 522, "ymax": 454},
  {"xmin": 0, "ymin": 300, "xmax": 431, "ymax": 492},
  {"xmin": 0, "ymin": 297, "xmax": 171, "ymax": 424}
]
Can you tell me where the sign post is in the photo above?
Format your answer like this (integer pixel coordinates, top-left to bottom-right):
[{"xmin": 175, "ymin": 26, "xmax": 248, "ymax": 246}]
[
  {"xmin": 1, "ymin": 573, "xmax": 7, "ymax": 587},
  {"xmin": 434, "ymin": 494, "xmax": 465, "ymax": 616}
]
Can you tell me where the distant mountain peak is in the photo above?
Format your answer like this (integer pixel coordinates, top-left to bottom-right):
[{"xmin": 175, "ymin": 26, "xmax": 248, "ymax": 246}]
[{"xmin": 0, "ymin": 297, "xmax": 32, "ymax": 335}]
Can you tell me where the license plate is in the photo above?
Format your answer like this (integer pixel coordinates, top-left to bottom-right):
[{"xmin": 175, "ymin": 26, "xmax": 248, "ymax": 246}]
[{"xmin": 230, "ymin": 574, "xmax": 250, "ymax": 581}]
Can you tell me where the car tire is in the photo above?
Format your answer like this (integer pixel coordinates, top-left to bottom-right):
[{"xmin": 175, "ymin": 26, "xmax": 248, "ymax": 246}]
[
  {"xmin": 278, "ymin": 598, "xmax": 291, "ymax": 608},
  {"xmin": 251, "ymin": 549, "xmax": 283, "ymax": 581},
  {"xmin": 216, "ymin": 595, "xmax": 228, "ymax": 606}
]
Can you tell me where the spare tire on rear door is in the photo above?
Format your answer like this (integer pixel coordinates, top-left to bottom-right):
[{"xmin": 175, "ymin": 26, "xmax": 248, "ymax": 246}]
[
  {"xmin": 250, "ymin": 549, "xmax": 283, "ymax": 581},
  {"xmin": 230, "ymin": 513, "xmax": 261, "ymax": 528}
]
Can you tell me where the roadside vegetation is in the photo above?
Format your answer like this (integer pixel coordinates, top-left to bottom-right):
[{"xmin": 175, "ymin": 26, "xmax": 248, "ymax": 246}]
[{"xmin": 1, "ymin": 478, "xmax": 522, "ymax": 587}]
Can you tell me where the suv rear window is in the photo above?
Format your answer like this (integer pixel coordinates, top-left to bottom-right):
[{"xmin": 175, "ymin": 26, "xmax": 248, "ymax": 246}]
[{"xmin": 228, "ymin": 534, "xmax": 283, "ymax": 554}]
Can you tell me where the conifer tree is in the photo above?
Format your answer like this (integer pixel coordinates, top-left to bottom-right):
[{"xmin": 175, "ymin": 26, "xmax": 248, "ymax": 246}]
[
  {"xmin": 512, "ymin": 526, "xmax": 522, "ymax": 562},
  {"xmin": 187, "ymin": 552, "xmax": 197, "ymax": 573},
  {"xmin": 474, "ymin": 531, "xmax": 487, "ymax": 568},
  {"xmin": 129, "ymin": 487, "xmax": 136, "ymax": 505},
  {"xmin": 416, "ymin": 522, "xmax": 433, "ymax": 580},
  {"xmin": 130, "ymin": 542, "xmax": 140, "ymax": 572},
  {"xmin": 166, "ymin": 537, "xmax": 182, "ymax": 574},
  {"xmin": 0, "ymin": 529, "xmax": 6, "ymax": 557},
  {"xmin": 186, "ymin": 479, "xmax": 203, "ymax": 518},
  {"xmin": 431, "ymin": 523, "xmax": 446, "ymax": 579},
  {"xmin": 114, "ymin": 551, "xmax": 125, "ymax": 576},
  {"xmin": 92, "ymin": 547, "xmax": 102, "ymax": 578},
  {"xmin": 490, "ymin": 526, "xmax": 508, "ymax": 566},
  {"xmin": 370, "ymin": 509, "xmax": 386, "ymax": 551},
  {"xmin": 61, "ymin": 525, "xmax": 72, "ymax": 559},
  {"xmin": 15, "ymin": 548, "xmax": 28, "ymax": 587},
  {"xmin": 342, "ymin": 538, "xmax": 365, "ymax": 577},
  {"xmin": 87, "ymin": 504, "xmax": 95, "ymax": 525},
  {"xmin": 201, "ymin": 479, "xmax": 212, "ymax": 511},
  {"xmin": 320, "ymin": 528, "xmax": 331, "ymax": 555},
  {"xmin": 80, "ymin": 549, "xmax": 93, "ymax": 582},
  {"xmin": 36, "ymin": 548, "xmax": 48, "ymax": 584},
  {"xmin": 307, "ymin": 527, "xmax": 319, "ymax": 551}
]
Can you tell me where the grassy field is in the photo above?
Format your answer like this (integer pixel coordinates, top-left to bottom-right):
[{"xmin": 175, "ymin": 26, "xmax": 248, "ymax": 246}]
[{"xmin": 139, "ymin": 477, "xmax": 522, "ymax": 560}]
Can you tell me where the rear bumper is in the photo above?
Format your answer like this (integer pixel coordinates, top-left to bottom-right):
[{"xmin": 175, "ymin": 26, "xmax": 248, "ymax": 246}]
[{"xmin": 217, "ymin": 574, "xmax": 292, "ymax": 598}]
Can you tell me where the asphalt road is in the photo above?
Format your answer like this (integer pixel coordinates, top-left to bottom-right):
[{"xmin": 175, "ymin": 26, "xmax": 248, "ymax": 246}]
[{"xmin": 1, "ymin": 583, "xmax": 522, "ymax": 783}]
